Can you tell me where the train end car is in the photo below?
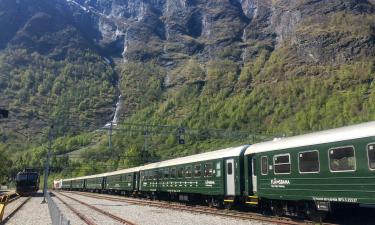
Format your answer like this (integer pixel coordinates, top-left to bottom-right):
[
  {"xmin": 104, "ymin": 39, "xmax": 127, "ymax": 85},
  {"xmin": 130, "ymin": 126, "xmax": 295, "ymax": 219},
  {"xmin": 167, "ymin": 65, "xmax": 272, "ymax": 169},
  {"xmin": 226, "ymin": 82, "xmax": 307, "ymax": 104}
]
[
  {"xmin": 244, "ymin": 121, "xmax": 375, "ymax": 221},
  {"xmin": 15, "ymin": 169, "xmax": 40, "ymax": 196},
  {"xmin": 53, "ymin": 179, "xmax": 62, "ymax": 190}
]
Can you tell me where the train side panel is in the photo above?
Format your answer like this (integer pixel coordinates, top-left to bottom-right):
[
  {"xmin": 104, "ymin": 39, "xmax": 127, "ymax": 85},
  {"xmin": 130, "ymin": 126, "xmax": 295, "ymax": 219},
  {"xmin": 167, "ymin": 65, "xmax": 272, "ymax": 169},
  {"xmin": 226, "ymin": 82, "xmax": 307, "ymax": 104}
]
[
  {"xmin": 86, "ymin": 177, "xmax": 103, "ymax": 191},
  {"xmin": 248, "ymin": 136, "xmax": 375, "ymax": 208},
  {"xmin": 105, "ymin": 173, "xmax": 135, "ymax": 192}
]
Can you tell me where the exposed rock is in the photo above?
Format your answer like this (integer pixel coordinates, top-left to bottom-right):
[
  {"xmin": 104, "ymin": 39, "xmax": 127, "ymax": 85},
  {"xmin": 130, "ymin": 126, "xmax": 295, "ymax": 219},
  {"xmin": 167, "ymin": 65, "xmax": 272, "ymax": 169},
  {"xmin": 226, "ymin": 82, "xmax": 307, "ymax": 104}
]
[{"xmin": 0, "ymin": 0, "xmax": 374, "ymax": 65}]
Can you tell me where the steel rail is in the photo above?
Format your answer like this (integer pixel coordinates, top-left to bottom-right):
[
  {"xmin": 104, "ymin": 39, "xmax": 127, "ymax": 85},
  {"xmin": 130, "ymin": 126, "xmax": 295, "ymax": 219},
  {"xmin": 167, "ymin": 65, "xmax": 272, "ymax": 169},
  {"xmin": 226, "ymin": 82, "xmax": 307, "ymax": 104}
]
[
  {"xmin": 63, "ymin": 191, "xmax": 327, "ymax": 225},
  {"xmin": 55, "ymin": 192, "xmax": 137, "ymax": 225},
  {"xmin": 0, "ymin": 196, "xmax": 31, "ymax": 225},
  {"xmin": 53, "ymin": 193, "xmax": 97, "ymax": 225}
]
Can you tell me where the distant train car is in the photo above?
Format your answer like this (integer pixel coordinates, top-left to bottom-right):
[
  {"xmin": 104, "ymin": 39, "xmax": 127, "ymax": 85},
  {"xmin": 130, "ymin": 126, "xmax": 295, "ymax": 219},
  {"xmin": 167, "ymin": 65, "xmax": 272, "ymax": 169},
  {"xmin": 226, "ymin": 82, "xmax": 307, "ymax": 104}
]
[
  {"xmin": 53, "ymin": 179, "xmax": 62, "ymax": 190},
  {"xmin": 62, "ymin": 167, "xmax": 142, "ymax": 195},
  {"xmin": 15, "ymin": 169, "xmax": 40, "ymax": 196},
  {"xmin": 61, "ymin": 179, "xmax": 72, "ymax": 190},
  {"xmin": 103, "ymin": 167, "xmax": 141, "ymax": 195}
]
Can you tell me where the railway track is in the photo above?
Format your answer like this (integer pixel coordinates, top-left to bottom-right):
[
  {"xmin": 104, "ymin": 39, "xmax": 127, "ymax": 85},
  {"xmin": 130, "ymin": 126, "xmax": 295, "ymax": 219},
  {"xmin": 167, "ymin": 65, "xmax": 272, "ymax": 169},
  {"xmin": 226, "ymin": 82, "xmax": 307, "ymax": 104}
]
[
  {"xmin": 62, "ymin": 191, "xmax": 335, "ymax": 225},
  {"xmin": 53, "ymin": 191, "xmax": 138, "ymax": 225},
  {"xmin": 0, "ymin": 196, "xmax": 31, "ymax": 224}
]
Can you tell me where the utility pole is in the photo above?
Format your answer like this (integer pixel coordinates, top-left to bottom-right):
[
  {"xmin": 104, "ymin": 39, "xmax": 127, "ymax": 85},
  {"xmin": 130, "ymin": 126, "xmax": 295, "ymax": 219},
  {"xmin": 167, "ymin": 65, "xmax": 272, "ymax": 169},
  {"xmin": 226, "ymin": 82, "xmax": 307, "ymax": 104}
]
[
  {"xmin": 144, "ymin": 131, "xmax": 149, "ymax": 153},
  {"xmin": 108, "ymin": 121, "xmax": 113, "ymax": 149},
  {"xmin": 42, "ymin": 125, "xmax": 53, "ymax": 204}
]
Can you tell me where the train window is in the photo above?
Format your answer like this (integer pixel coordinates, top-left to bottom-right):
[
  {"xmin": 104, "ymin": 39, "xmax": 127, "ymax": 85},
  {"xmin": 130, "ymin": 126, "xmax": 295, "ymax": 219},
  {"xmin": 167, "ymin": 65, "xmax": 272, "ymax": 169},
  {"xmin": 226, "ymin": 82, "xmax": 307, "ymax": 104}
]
[
  {"xmin": 368, "ymin": 144, "xmax": 375, "ymax": 170},
  {"xmin": 329, "ymin": 146, "xmax": 356, "ymax": 172},
  {"xmin": 17, "ymin": 174, "xmax": 27, "ymax": 180},
  {"xmin": 204, "ymin": 163, "xmax": 213, "ymax": 177},
  {"xmin": 164, "ymin": 168, "xmax": 170, "ymax": 179},
  {"xmin": 170, "ymin": 167, "xmax": 177, "ymax": 178},
  {"xmin": 185, "ymin": 166, "xmax": 192, "ymax": 178},
  {"xmin": 216, "ymin": 162, "xmax": 221, "ymax": 177},
  {"xmin": 299, "ymin": 150, "xmax": 320, "ymax": 173},
  {"xmin": 194, "ymin": 164, "xmax": 202, "ymax": 177},
  {"xmin": 227, "ymin": 162, "xmax": 233, "ymax": 175},
  {"xmin": 274, "ymin": 154, "xmax": 291, "ymax": 174},
  {"xmin": 178, "ymin": 167, "xmax": 184, "ymax": 178},
  {"xmin": 156, "ymin": 170, "xmax": 161, "ymax": 179},
  {"xmin": 261, "ymin": 156, "xmax": 268, "ymax": 175}
]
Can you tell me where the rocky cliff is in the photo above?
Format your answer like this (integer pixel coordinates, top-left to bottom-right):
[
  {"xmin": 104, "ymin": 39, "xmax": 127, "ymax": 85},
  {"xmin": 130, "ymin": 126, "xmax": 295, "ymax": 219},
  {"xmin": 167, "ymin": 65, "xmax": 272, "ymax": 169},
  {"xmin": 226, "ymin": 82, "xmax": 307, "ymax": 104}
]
[{"xmin": 62, "ymin": 0, "xmax": 374, "ymax": 67}]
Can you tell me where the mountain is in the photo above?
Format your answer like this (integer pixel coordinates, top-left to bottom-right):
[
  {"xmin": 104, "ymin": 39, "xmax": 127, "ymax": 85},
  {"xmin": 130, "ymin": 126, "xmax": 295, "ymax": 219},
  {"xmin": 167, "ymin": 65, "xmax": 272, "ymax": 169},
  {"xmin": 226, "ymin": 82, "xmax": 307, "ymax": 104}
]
[
  {"xmin": 0, "ymin": 0, "xmax": 117, "ymax": 139},
  {"xmin": 0, "ymin": 0, "xmax": 374, "ymax": 178},
  {"xmin": 64, "ymin": 0, "xmax": 375, "ymax": 65}
]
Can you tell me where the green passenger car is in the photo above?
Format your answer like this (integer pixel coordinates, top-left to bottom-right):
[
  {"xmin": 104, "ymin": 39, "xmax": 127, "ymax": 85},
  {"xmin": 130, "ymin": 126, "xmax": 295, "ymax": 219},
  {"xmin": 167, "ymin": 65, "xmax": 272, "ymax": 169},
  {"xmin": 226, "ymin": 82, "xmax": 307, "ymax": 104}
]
[
  {"xmin": 61, "ymin": 179, "xmax": 72, "ymax": 189},
  {"xmin": 244, "ymin": 121, "xmax": 375, "ymax": 216},
  {"xmin": 140, "ymin": 145, "xmax": 248, "ymax": 205},
  {"xmin": 104, "ymin": 167, "xmax": 141, "ymax": 194},
  {"xmin": 71, "ymin": 178, "xmax": 85, "ymax": 190},
  {"xmin": 85, "ymin": 175, "xmax": 103, "ymax": 191}
]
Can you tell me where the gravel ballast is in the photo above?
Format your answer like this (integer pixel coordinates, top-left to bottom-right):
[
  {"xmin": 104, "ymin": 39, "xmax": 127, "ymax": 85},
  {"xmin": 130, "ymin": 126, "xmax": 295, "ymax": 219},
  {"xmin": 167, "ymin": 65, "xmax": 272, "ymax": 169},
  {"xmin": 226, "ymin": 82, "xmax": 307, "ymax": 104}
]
[
  {"xmin": 53, "ymin": 193, "xmax": 123, "ymax": 225},
  {"xmin": 5, "ymin": 193, "xmax": 52, "ymax": 225},
  {"xmin": 61, "ymin": 192, "xmax": 275, "ymax": 225}
]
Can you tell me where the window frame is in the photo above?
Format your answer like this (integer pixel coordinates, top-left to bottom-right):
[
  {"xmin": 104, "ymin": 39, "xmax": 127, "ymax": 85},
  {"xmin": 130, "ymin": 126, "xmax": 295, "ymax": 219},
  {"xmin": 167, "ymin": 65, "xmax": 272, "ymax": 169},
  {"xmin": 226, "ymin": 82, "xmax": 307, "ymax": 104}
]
[
  {"xmin": 261, "ymin": 156, "xmax": 268, "ymax": 175},
  {"xmin": 170, "ymin": 167, "xmax": 177, "ymax": 179},
  {"xmin": 367, "ymin": 143, "xmax": 375, "ymax": 171},
  {"xmin": 273, "ymin": 153, "xmax": 291, "ymax": 175},
  {"xmin": 204, "ymin": 163, "xmax": 213, "ymax": 177},
  {"xmin": 216, "ymin": 161, "xmax": 221, "ymax": 177},
  {"xmin": 227, "ymin": 162, "xmax": 233, "ymax": 175},
  {"xmin": 177, "ymin": 167, "xmax": 184, "ymax": 179},
  {"xmin": 328, "ymin": 145, "xmax": 356, "ymax": 173},
  {"xmin": 185, "ymin": 165, "xmax": 192, "ymax": 178},
  {"xmin": 298, "ymin": 150, "xmax": 320, "ymax": 174},
  {"xmin": 194, "ymin": 164, "xmax": 202, "ymax": 178},
  {"xmin": 164, "ymin": 168, "xmax": 170, "ymax": 179}
]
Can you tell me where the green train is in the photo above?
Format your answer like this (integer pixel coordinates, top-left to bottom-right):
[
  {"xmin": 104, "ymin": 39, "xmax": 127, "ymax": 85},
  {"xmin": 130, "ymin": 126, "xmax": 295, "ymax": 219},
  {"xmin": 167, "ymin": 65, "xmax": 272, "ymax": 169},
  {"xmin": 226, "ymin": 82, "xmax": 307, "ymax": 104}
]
[{"xmin": 59, "ymin": 121, "xmax": 375, "ymax": 220}]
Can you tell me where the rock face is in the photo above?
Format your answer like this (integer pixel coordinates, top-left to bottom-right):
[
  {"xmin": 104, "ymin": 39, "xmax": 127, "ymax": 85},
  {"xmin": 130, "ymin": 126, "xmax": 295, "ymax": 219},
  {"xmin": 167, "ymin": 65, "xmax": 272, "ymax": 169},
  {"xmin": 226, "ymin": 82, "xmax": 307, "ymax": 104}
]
[
  {"xmin": 59, "ymin": 0, "xmax": 374, "ymax": 67},
  {"xmin": 1, "ymin": 0, "xmax": 374, "ymax": 67}
]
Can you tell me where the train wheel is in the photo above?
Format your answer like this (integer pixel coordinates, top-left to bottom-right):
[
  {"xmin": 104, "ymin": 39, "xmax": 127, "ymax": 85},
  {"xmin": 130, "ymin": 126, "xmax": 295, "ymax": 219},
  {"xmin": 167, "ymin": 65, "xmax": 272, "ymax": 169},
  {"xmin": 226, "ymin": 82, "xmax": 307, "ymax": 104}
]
[
  {"xmin": 270, "ymin": 203, "xmax": 284, "ymax": 217},
  {"xmin": 306, "ymin": 205, "xmax": 327, "ymax": 222},
  {"xmin": 224, "ymin": 203, "xmax": 233, "ymax": 210}
]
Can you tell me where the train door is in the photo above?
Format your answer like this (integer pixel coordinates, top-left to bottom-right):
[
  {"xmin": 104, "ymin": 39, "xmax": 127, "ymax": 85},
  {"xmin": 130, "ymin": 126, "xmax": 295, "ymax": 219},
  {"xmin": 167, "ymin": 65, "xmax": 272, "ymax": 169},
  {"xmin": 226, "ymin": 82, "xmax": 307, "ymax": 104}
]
[
  {"xmin": 134, "ymin": 173, "xmax": 138, "ymax": 190},
  {"xmin": 225, "ymin": 158, "xmax": 235, "ymax": 196},
  {"xmin": 252, "ymin": 157, "xmax": 257, "ymax": 193}
]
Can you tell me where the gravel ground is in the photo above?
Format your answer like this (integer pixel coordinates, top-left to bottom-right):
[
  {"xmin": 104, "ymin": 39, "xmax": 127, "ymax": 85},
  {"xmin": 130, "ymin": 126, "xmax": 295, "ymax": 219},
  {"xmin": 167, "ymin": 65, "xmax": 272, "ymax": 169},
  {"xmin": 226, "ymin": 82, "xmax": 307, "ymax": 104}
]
[
  {"xmin": 62, "ymin": 192, "xmax": 275, "ymax": 225},
  {"xmin": 54, "ymin": 192, "xmax": 123, "ymax": 225},
  {"xmin": 5, "ymin": 192, "xmax": 52, "ymax": 225},
  {"xmin": 51, "ymin": 195, "xmax": 86, "ymax": 225},
  {"xmin": 2, "ymin": 197, "xmax": 29, "ymax": 219}
]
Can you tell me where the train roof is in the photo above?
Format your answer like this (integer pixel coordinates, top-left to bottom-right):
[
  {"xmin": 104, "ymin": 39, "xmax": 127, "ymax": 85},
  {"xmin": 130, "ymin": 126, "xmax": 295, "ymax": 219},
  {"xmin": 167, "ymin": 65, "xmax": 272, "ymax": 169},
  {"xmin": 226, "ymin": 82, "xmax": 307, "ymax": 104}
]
[
  {"xmin": 245, "ymin": 121, "xmax": 375, "ymax": 155},
  {"xmin": 141, "ymin": 145, "xmax": 249, "ymax": 170},
  {"xmin": 62, "ymin": 146, "xmax": 248, "ymax": 181},
  {"xmin": 62, "ymin": 166, "xmax": 143, "ymax": 182}
]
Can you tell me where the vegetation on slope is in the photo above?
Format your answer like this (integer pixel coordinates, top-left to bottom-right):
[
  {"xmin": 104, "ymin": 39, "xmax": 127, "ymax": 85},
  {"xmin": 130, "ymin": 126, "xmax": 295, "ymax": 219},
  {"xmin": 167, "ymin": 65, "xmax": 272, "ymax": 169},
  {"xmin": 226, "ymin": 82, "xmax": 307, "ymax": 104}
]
[{"xmin": 0, "ymin": 5, "xmax": 374, "ymax": 185}]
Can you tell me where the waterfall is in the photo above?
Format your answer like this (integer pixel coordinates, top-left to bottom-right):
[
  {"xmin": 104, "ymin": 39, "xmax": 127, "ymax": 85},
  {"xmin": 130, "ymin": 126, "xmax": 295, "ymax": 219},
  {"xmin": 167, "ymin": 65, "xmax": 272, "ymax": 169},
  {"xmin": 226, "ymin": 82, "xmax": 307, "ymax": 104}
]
[
  {"xmin": 104, "ymin": 95, "xmax": 122, "ymax": 128},
  {"xmin": 241, "ymin": 28, "xmax": 247, "ymax": 62},
  {"xmin": 122, "ymin": 28, "xmax": 130, "ymax": 62}
]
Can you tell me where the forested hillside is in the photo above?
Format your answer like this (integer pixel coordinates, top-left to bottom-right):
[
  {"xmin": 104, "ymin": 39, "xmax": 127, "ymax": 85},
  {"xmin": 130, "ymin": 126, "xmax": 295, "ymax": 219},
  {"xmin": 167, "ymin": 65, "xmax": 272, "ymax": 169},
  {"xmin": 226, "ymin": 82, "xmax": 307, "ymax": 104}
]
[{"xmin": 0, "ymin": 0, "xmax": 374, "ymax": 183}]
